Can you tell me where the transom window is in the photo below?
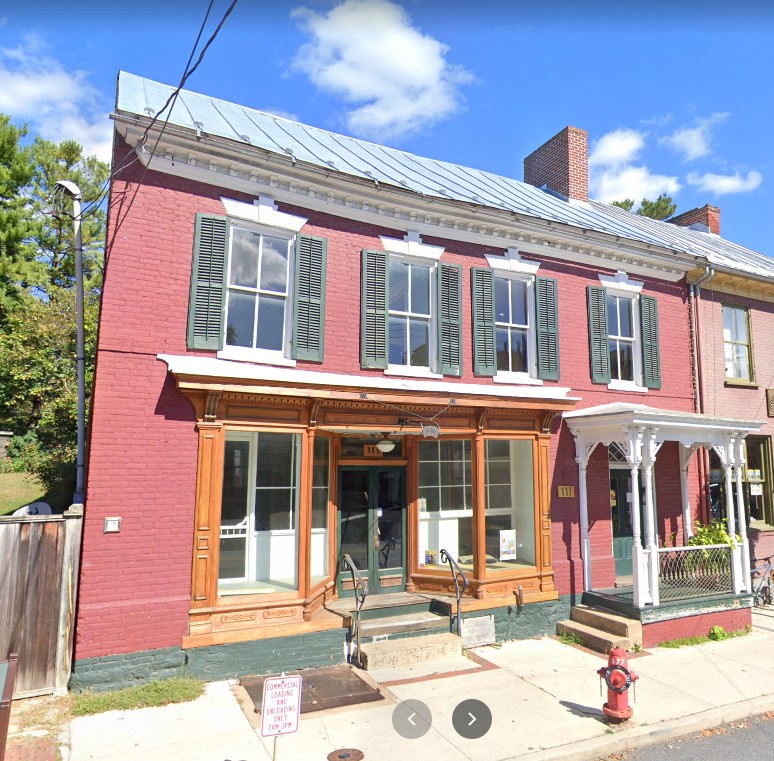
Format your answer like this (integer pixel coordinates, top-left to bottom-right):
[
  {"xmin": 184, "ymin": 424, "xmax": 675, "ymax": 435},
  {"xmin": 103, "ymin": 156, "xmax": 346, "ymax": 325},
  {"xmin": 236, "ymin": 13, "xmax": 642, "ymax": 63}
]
[
  {"xmin": 225, "ymin": 227, "xmax": 293, "ymax": 354},
  {"xmin": 495, "ymin": 276, "xmax": 531, "ymax": 374},
  {"xmin": 388, "ymin": 259, "xmax": 433, "ymax": 368},
  {"xmin": 722, "ymin": 305, "xmax": 752, "ymax": 380},
  {"xmin": 607, "ymin": 294, "xmax": 635, "ymax": 382}
]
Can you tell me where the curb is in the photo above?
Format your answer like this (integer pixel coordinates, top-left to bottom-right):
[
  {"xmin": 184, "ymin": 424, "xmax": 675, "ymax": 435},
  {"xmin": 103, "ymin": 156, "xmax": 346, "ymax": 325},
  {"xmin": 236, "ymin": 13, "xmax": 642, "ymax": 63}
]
[{"xmin": 523, "ymin": 694, "xmax": 774, "ymax": 761}]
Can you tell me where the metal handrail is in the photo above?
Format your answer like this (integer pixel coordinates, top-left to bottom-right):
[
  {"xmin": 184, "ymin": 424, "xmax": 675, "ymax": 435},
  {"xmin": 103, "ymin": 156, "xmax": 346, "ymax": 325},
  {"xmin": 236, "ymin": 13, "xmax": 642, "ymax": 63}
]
[
  {"xmin": 440, "ymin": 549, "xmax": 469, "ymax": 636},
  {"xmin": 342, "ymin": 553, "xmax": 368, "ymax": 666}
]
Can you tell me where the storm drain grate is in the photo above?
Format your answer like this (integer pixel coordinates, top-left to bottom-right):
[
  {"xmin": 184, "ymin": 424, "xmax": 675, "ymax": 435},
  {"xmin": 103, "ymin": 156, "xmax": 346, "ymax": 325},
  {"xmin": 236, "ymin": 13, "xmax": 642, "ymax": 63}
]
[{"xmin": 241, "ymin": 664, "xmax": 384, "ymax": 714}]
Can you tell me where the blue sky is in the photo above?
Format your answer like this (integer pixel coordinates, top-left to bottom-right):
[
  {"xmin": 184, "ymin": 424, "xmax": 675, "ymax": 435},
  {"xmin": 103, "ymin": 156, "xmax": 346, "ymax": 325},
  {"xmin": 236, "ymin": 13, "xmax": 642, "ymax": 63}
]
[{"xmin": 2, "ymin": 0, "xmax": 772, "ymax": 254}]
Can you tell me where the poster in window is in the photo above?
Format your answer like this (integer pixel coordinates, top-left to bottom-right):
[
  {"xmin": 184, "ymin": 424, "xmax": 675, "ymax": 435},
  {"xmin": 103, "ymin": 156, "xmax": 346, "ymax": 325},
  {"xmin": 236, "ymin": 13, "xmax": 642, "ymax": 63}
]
[
  {"xmin": 751, "ymin": 483, "xmax": 763, "ymax": 496},
  {"xmin": 424, "ymin": 550, "xmax": 437, "ymax": 566},
  {"xmin": 499, "ymin": 530, "xmax": 516, "ymax": 561}
]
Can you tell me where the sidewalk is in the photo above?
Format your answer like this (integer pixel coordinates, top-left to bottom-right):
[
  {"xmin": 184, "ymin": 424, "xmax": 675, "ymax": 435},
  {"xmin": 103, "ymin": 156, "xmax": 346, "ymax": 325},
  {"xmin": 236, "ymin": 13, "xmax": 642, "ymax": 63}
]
[{"xmin": 24, "ymin": 608, "xmax": 774, "ymax": 760}]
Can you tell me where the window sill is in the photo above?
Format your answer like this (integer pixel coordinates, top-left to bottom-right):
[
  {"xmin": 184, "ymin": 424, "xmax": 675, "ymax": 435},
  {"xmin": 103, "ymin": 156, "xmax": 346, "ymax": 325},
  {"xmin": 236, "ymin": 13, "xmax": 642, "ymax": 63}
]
[
  {"xmin": 384, "ymin": 365, "xmax": 443, "ymax": 380},
  {"xmin": 608, "ymin": 379, "xmax": 648, "ymax": 394},
  {"xmin": 492, "ymin": 372, "xmax": 544, "ymax": 386},
  {"xmin": 217, "ymin": 347, "xmax": 296, "ymax": 368},
  {"xmin": 724, "ymin": 378, "xmax": 758, "ymax": 388}
]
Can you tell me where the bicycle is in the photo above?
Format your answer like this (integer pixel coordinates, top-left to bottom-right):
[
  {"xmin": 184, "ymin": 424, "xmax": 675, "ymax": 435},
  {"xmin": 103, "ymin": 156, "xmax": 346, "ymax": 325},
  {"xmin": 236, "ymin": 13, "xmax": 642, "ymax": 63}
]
[{"xmin": 751, "ymin": 555, "xmax": 774, "ymax": 606}]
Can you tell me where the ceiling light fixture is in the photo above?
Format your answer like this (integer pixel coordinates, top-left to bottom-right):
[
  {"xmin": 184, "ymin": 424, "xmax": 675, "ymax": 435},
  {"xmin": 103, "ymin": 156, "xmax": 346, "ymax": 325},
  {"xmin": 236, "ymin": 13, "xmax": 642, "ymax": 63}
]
[{"xmin": 375, "ymin": 434, "xmax": 396, "ymax": 453}]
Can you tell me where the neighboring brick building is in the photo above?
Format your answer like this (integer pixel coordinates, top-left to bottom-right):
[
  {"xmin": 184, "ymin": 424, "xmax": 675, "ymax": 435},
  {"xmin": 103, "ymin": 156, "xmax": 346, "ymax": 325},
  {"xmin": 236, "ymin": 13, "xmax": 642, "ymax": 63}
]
[{"xmin": 72, "ymin": 73, "xmax": 768, "ymax": 689}]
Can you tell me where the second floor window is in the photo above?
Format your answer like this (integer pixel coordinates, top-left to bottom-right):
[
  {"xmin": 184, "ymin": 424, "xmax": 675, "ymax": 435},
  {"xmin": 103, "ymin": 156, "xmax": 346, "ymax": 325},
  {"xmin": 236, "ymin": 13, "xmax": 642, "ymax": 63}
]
[
  {"xmin": 607, "ymin": 293, "xmax": 636, "ymax": 382},
  {"xmin": 388, "ymin": 259, "xmax": 433, "ymax": 368},
  {"xmin": 723, "ymin": 304, "xmax": 753, "ymax": 380},
  {"xmin": 187, "ymin": 213, "xmax": 327, "ymax": 363},
  {"xmin": 226, "ymin": 228, "xmax": 292, "ymax": 353},
  {"xmin": 495, "ymin": 277, "xmax": 531, "ymax": 374}
]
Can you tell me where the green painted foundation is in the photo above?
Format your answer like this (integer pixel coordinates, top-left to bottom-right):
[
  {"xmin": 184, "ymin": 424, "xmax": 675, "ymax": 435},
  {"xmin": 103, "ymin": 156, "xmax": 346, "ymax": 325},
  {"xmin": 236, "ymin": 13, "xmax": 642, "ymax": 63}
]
[
  {"xmin": 70, "ymin": 628, "xmax": 347, "ymax": 693},
  {"xmin": 69, "ymin": 597, "xmax": 572, "ymax": 692}
]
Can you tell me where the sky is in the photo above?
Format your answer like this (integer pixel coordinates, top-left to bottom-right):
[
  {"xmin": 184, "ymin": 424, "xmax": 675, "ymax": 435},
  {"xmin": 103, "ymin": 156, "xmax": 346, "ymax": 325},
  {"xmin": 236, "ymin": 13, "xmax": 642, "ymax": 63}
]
[{"xmin": 1, "ymin": 0, "xmax": 773, "ymax": 254}]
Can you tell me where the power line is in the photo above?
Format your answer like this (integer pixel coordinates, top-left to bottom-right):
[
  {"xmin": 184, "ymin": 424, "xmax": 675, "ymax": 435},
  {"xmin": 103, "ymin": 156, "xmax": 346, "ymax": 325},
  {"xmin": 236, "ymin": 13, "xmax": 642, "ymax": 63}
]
[{"xmin": 78, "ymin": 0, "xmax": 239, "ymax": 223}]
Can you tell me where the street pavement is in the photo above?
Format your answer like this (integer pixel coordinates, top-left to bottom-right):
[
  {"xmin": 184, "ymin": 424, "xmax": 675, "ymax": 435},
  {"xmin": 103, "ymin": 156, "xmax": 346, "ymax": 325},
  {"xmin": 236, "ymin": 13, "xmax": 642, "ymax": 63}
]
[{"xmin": 60, "ymin": 607, "xmax": 774, "ymax": 761}]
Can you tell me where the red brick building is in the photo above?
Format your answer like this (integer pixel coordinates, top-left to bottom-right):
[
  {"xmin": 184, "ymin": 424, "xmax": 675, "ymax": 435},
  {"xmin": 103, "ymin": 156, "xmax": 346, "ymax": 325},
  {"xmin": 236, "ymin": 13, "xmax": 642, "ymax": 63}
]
[{"xmin": 71, "ymin": 73, "xmax": 765, "ymax": 688}]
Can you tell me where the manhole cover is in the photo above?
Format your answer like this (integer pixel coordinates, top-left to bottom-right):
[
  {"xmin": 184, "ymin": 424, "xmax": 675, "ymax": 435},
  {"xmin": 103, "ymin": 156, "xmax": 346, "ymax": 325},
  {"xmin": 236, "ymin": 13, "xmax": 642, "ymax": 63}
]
[{"xmin": 327, "ymin": 750, "xmax": 364, "ymax": 761}]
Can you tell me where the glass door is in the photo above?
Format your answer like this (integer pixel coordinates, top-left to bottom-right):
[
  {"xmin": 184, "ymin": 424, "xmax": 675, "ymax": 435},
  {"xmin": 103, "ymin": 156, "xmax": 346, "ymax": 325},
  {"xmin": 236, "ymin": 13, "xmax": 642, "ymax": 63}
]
[{"xmin": 338, "ymin": 467, "xmax": 406, "ymax": 595}]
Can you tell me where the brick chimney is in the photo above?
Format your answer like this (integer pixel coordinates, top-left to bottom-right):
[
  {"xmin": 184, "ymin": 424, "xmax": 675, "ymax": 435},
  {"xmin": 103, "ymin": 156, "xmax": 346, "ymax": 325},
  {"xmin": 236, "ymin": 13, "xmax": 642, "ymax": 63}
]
[
  {"xmin": 524, "ymin": 126, "xmax": 588, "ymax": 203},
  {"xmin": 669, "ymin": 204, "xmax": 720, "ymax": 235}
]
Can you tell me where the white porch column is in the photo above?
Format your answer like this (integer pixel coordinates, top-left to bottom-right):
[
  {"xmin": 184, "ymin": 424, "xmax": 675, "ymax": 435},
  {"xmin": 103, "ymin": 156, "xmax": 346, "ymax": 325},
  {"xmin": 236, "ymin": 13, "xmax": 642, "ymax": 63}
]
[
  {"xmin": 679, "ymin": 444, "xmax": 699, "ymax": 543},
  {"xmin": 575, "ymin": 442, "xmax": 596, "ymax": 593},
  {"xmin": 734, "ymin": 433, "xmax": 751, "ymax": 592},
  {"xmin": 625, "ymin": 426, "xmax": 649, "ymax": 607},
  {"xmin": 642, "ymin": 427, "xmax": 661, "ymax": 606},
  {"xmin": 717, "ymin": 434, "xmax": 743, "ymax": 594}
]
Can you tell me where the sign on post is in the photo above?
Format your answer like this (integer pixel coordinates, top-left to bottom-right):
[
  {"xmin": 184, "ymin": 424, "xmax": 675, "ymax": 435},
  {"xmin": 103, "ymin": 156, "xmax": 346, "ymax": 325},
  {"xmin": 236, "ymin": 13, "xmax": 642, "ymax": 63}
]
[{"xmin": 261, "ymin": 675, "xmax": 303, "ymax": 738}]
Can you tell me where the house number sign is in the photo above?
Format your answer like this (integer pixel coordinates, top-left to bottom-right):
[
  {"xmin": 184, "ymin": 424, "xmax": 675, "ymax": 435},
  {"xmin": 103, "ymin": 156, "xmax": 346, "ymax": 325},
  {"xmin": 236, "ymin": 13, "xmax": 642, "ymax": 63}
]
[{"xmin": 557, "ymin": 486, "xmax": 575, "ymax": 498}]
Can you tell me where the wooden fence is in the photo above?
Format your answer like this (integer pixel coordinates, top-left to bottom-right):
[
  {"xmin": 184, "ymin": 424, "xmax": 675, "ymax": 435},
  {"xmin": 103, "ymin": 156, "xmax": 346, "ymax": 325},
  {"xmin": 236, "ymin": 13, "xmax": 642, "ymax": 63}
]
[{"xmin": 0, "ymin": 509, "xmax": 83, "ymax": 697}]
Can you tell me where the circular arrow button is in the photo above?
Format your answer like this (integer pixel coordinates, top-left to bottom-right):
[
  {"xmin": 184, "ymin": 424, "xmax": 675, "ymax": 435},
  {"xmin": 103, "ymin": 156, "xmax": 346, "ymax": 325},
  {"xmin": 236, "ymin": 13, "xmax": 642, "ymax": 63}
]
[
  {"xmin": 452, "ymin": 699, "xmax": 492, "ymax": 739},
  {"xmin": 392, "ymin": 699, "xmax": 432, "ymax": 739}
]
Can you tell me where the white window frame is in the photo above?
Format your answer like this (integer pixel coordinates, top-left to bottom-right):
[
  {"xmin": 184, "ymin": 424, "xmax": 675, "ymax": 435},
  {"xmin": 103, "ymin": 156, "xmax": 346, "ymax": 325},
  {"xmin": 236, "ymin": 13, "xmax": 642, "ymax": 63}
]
[
  {"xmin": 486, "ymin": 248, "xmax": 543, "ymax": 386},
  {"xmin": 722, "ymin": 304, "xmax": 753, "ymax": 381},
  {"xmin": 217, "ymin": 196, "xmax": 306, "ymax": 367},
  {"xmin": 379, "ymin": 232, "xmax": 444, "ymax": 379},
  {"xmin": 599, "ymin": 272, "xmax": 647, "ymax": 393}
]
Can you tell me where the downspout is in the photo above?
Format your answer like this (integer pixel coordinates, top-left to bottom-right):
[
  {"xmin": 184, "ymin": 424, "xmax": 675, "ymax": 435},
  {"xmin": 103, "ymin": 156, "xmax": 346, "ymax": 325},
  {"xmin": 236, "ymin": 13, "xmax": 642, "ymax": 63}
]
[{"xmin": 688, "ymin": 265, "xmax": 715, "ymax": 523}]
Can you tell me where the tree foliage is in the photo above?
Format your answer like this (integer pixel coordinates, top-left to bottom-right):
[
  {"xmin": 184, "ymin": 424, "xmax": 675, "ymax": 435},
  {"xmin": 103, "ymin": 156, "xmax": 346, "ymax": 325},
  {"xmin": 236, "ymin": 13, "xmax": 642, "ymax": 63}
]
[
  {"xmin": 611, "ymin": 193, "xmax": 677, "ymax": 221},
  {"xmin": 0, "ymin": 114, "xmax": 108, "ymax": 506}
]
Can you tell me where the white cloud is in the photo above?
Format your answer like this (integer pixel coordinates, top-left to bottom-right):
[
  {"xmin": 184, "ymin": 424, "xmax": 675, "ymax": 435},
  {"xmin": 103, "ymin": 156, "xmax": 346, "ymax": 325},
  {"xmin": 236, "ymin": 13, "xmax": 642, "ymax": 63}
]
[
  {"xmin": 660, "ymin": 113, "xmax": 729, "ymax": 162},
  {"xmin": 686, "ymin": 170, "xmax": 763, "ymax": 195},
  {"xmin": 591, "ymin": 165, "xmax": 681, "ymax": 204},
  {"xmin": 588, "ymin": 128, "xmax": 680, "ymax": 203},
  {"xmin": 589, "ymin": 129, "xmax": 645, "ymax": 168},
  {"xmin": 290, "ymin": 0, "xmax": 473, "ymax": 140},
  {"xmin": 0, "ymin": 34, "xmax": 112, "ymax": 161}
]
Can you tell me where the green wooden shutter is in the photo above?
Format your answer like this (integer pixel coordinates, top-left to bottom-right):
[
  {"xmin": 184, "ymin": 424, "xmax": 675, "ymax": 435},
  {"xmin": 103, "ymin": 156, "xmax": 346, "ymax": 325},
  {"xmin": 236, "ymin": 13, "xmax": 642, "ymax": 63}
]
[
  {"xmin": 535, "ymin": 276, "xmax": 560, "ymax": 380},
  {"xmin": 292, "ymin": 234, "xmax": 327, "ymax": 362},
  {"xmin": 361, "ymin": 250, "xmax": 389, "ymax": 369},
  {"xmin": 471, "ymin": 267, "xmax": 496, "ymax": 376},
  {"xmin": 187, "ymin": 214, "xmax": 228, "ymax": 350},
  {"xmin": 438, "ymin": 263, "xmax": 463, "ymax": 376},
  {"xmin": 587, "ymin": 285, "xmax": 611, "ymax": 384},
  {"xmin": 640, "ymin": 294, "xmax": 662, "ymax": 389}
]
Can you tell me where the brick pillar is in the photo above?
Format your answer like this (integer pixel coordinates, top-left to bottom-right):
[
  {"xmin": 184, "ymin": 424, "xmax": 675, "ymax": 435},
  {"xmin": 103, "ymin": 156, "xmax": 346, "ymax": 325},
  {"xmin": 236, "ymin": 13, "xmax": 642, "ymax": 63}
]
[
  {"xmin": 669, "ymin": 204, "xmax": 720, "ymax": 235},
  {"xmin": 524, "ymin": 126, "xmax": 588, "ymax": 202}
]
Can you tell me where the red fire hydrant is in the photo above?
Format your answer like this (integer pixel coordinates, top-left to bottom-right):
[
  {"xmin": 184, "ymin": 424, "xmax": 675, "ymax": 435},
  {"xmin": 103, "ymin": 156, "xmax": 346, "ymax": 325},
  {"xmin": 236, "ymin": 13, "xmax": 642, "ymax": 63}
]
[{"xmin": 597, "ymin": 647, "xmax": 638, "ymax": 722}]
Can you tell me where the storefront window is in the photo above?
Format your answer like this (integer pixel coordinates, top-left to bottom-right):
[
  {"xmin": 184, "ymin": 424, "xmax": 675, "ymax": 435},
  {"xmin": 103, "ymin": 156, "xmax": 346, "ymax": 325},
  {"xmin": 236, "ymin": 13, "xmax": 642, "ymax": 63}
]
[
  {"xmin": 219, "ymin": 432, "xmax": 301, "ymax": 594},
  {"xmin": 311, "ymin": 437, "xmax": 330, "ymax": 585},
  {"xmin": 745, "ymin": 437, "xmax": 773, "ymax": 526},
  {"xmin": 417, "ymin": 440, "xmax": 473, "ymax": 571},
  {"xmin": 484, "ymin": 439, "xmax": 536, "ymax": 569}
]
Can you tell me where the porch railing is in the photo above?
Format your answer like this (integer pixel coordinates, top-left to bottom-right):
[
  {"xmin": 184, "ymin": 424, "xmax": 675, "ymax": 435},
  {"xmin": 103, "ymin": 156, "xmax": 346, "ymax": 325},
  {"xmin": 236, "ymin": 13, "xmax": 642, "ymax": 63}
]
[
  {"xmin": 440, "ymin": 548, "xmax": 469, "ymax": 635},
  {"xmin": 657, "ymin": 544, "xmax": 733, "ymax": 601},
  {"xmin": 342, "ymin": 553, "xmax": 367, "ymax": 667}
]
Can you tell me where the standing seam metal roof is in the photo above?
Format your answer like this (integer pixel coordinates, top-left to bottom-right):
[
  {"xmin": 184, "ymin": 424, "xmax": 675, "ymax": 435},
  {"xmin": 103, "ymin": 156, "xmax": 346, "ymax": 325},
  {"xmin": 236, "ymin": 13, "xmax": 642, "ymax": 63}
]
[{"xmin": 115, "ymin": 71, "xmax": 773, "ymax": 279}]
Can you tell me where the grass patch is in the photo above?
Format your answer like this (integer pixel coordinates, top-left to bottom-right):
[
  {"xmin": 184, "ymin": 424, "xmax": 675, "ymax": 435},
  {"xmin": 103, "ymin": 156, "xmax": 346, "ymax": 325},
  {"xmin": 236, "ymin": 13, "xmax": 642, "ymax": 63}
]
[
  {"xmin": 659, "ymin": 625, "xmax": 751, "ymax": 649},
  {"xmin": 558, "ymin": 631, "xmax": 584, "ymax": 646},
  {"xmin": 0, "ymin": 472, "xmax": 46, "ymax": 515},
  {"xmin": 72, "ymin": 677, "xmax": 206, "ymax": 716}
]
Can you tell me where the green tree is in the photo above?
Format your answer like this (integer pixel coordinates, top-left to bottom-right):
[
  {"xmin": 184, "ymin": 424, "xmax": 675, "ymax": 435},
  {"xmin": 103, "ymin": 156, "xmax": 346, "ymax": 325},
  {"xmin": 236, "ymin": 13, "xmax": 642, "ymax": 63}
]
[
  {"xmin": 0, "ymin": 114, "xmax": 109, "ymax": 506},
  {"xmin": 611, "ymin": 193, "xmax": 677, "ymax": 220},
  {"xmin": 0, "ymin": 115, "xmax": 38, "ymax": 319}
]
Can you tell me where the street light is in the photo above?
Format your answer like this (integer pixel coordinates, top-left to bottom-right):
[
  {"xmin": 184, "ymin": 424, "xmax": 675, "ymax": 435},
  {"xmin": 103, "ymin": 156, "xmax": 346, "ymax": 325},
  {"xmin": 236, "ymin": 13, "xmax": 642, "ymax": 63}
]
[{"xmin": 54, "ymin": 180, "xmax": 85, "ymax": 507}]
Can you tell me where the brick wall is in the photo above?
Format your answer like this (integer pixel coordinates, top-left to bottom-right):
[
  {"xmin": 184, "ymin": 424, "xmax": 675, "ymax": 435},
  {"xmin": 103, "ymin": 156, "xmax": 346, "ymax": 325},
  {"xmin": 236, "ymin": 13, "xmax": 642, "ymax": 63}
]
[
  {"xmin": 641, "ymin": 606, "xmax": 751, "ymax": 647},
  {"xmin": 77, "ymin": 137, "xmax": 696, "ymax": 658}
]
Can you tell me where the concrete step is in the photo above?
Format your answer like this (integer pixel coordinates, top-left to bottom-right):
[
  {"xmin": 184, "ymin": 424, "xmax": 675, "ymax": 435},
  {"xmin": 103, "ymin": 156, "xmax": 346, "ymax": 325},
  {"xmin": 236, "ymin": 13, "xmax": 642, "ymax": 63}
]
[
  {"xmin": 570, "ymin": 605, "xmax": 643, "ymax": 644},
  {"xmin": 360, "ymin": 612, "xmax": 449, "ymax": 640},
  {"xmin": 359, "ymin": 632, "xmax": 462, "ymax": 670},
  {"xmin": 556, "ymin": 620, "xmax": 630, "ymax": 654}
]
